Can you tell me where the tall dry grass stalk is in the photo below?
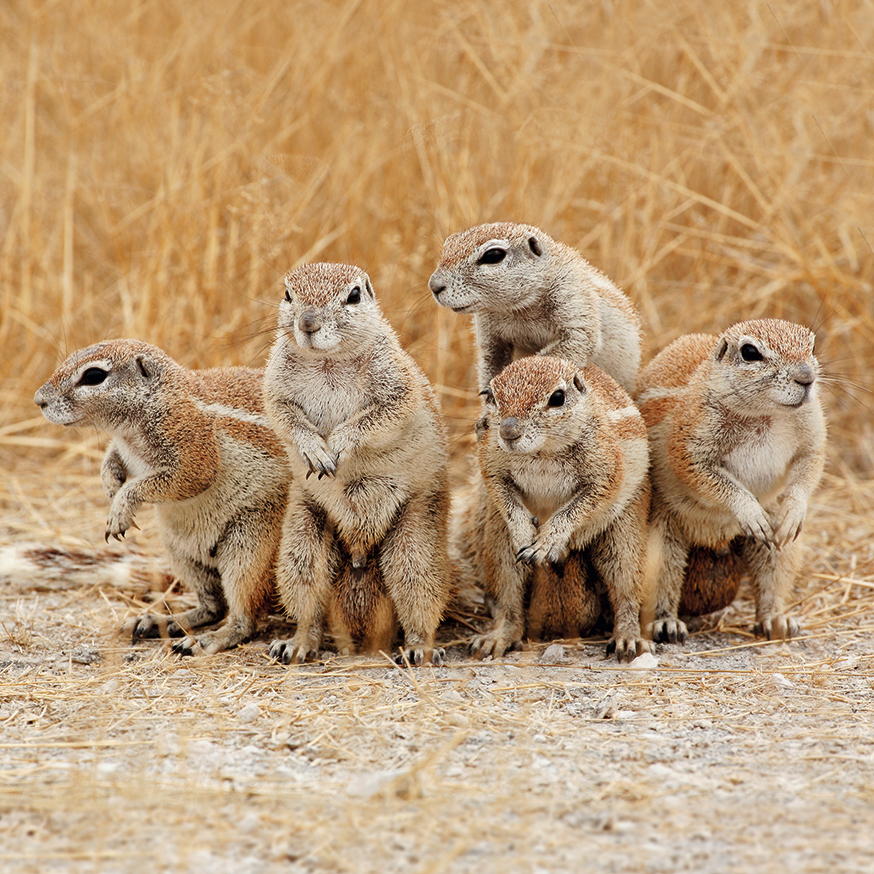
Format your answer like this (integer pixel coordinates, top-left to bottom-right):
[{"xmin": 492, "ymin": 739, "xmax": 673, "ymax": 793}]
[{"xmin": 1, "ymin": 0, "xmax": 872, "ymax": 476}]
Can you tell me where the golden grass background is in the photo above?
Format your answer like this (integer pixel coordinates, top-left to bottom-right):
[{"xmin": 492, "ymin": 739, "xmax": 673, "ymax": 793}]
[
  {"xmin": 2, "ymin": 2, "xmax": 874, "ymax": 870},
  {"xmin": 1, "ymin": 0, "xmax": 872, "ymax": 474}
]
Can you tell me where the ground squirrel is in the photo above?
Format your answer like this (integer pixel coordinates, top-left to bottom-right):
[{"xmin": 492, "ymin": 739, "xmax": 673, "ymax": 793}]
[
  {"xmin": 34, "ymin": 340, "xmax": 288, "ymax": 654},
  {"xmin": 428, "ymin": 222, "xmax": 642, "ymax": 393},
  {"xmin": 455, "ymin": 355, "xmax": 653, "ymax": 661},
  {"xmin": 264, "ymin": 263, "xmax": 451, "ymax": 666},
  {"xmin": 637, "ymin": 319, "xmax": 826, "ymax": 642}
]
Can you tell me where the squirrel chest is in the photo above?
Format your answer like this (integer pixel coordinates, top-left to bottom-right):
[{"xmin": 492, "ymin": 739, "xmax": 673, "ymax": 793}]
[
  {"xmin": 485, "ymin": 310, "xmax": 558, "ymax": 357},
  {"xmin": 293, "ymin": 359, "xmax": 370, "ymax": 436},
  {"xmin": 722, "ymin": 416, "xmax": 797, "ymax": 498},
  {"xmin": 511, "ymin": 461, "xmax": 577, "ymax": 524}
]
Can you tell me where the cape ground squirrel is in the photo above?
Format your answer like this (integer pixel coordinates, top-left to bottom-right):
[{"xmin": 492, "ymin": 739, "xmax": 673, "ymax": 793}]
[
  {"xmin": 264, "ymin": 263, "xmax": 451, "ymax": 666},
  {"xmin": 34, "ymin": 340, "xmax": 288, "ymax": 654},
  {"xmin": 638, "ymin": 319, "xmax": 826, "ymax": 642},
  {"xmin": 428, "ymin": 222, "xmax": 642, "ymax": 393},
  {"xmin": 455, "ymin": 355, "xmax": 652, "ymax": 661}
]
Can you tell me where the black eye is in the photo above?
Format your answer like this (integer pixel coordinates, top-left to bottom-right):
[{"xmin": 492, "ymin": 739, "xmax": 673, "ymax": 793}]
[
  {"xmin": 346, "ymin": 287, "xmax": 361, "ymax": 305},
  {"xmin": 740, "ymin": 344, "xmax": 763, "ymax": 362},
  {"xmin": 78, "ymin": 368, "xmax": 108, "ymax": 386},
  {"xmin": 478, "ymin": 248, "xmax": 506, "ymax": 265},
  {"xmin": 284, "ymin": 289, "xmax": 292, "ymax": 303},
  {"xmin": 547, "ymin": 389, "xmax": 565, "ymax": 407}
]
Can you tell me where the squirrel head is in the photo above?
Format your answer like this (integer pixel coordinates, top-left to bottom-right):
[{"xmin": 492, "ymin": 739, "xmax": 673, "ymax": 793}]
[
  {"xmin": 278, "ymin": 263, "xmax": 383, "ymax": 356},
  {"xmin": 480, "ymin": 356, "xmax": 593, "ymax": 454},
  {"xmin": 710, "ymin": 319, "xmax": 819, "ymax": 414},
  {"xmin": 428, "ymin": 222, "xmax": 556, "ymax": 314},
  {"xmin": 34, "ymin": 339, "xmax": 170, "ymax": 428}
]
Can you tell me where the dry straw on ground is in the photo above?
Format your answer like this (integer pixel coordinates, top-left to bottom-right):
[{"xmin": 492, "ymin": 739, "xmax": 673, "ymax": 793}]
[{"xmin": 0, "ymin": 1, "xmax": 872, "ymax": 872}]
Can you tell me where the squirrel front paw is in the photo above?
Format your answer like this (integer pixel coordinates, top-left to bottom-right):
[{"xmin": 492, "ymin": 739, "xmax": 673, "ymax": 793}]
[
  {"xmin": 515, "ymin": 527, "xmax": 570, "ymax": 567},
  {"xmin": 772, "ymin": 497, "xmax": 807, "ymax": 546},
  {"xmin": 105, "ymin": 498, "xmax": 138, "ymax": 542},
  {"xmin": 297, "ymin": 438, "xmax": 338, "ymax": 479},
  {"xmin": 735, "ymin": 499, "xmax": 775, "ymax": 545}
]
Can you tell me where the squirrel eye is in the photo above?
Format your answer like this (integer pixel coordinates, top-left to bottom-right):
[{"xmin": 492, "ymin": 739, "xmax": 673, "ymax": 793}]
[
  {"xmin": 346, "ymin": 287, "xmax": 361, "ymax": 305},
  {"xmin": 283, "ymin": 288, "xmax": 292, "ymax": 303},
  {"xmin": 740, "ymin": 343, "xmax": 763, "ymax": 362},
  {"xmin": 477, "ymin": 248, "xmax": 506, "ymax": 265},
  {"xmin": 78, "ymin": 367, "xmax": 108, "ymax": 387},
  {"xmin": 547, "ymin": 389, "xmax": 565, "ymax": 408}
]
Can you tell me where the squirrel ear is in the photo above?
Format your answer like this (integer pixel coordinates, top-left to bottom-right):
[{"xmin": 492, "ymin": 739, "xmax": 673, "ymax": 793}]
[
  {"xmin": 528, "ymin": 236, "xmax": 542, "ymax": 257},
  {"xmin": 715, "ymin": 339, "xmax": 728, "ymax": 361},
  {"xmin": 364, "ymin": 276, "xmax": 374, "ymax": 298},
  {"xmin": 573, "ymin": 372, "xmax": 586, "ymax": 393},
  {"xmin": 135, "ymin": 355, "xmax": 154, "ymax": 380}
]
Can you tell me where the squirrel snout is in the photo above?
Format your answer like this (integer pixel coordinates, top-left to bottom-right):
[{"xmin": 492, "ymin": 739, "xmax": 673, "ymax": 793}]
[
  {"xmin": 793, "ymin": 364, "xmax": 815, "ymax": 386},
  {"xmin": 34, "ymin": 388, "xmax": 48, "ymax": 409},
  {"xmin": 298, "ymin": 310, "xmax": 323, "ymax": 334},
  {"xmin": 428, "ymin": 274, "xmax": 447, "ymax": 297},
  {"xmin": 499, "ymin": 417, "xmax": 523, "ymax": 442}
]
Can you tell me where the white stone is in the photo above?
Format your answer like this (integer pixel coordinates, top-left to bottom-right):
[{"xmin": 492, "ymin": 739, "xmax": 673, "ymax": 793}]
[
  {"xmin": 237, "ymin": 702, "xmax": 261, "ymax": 723},
  {"xmin": 540, "ymin": 643, "xmax": 567, "ymax": 663}
]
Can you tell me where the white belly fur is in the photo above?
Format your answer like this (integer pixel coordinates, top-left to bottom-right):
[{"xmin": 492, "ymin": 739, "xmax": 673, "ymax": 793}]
[{"xmin": 723, "ymin": 417, "xmax": 796, "ymax": 500}]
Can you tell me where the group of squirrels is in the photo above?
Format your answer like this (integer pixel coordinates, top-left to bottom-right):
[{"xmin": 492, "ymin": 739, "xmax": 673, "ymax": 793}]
[{"xmin": 35, "ymin": 222, "xmax": 827, "ymax": 666}]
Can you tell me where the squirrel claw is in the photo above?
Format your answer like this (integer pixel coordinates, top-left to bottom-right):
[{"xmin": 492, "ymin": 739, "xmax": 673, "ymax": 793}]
[{"xmin": 515, "ymin": 546, "xmax": 537, "ymax": 565}]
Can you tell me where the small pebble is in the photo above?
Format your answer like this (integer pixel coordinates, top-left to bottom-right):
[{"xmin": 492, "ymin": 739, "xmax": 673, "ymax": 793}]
[
  {"xmin": 540, "ymin": 643, "xmax": 567, "ymax": 663},
  {"xmin": 629, "ymin": 652, "xmax": 658, "ymax": 669},
  {"xmin": 237, "ymin": 702, "xmax": 261, "ymax": 723}
]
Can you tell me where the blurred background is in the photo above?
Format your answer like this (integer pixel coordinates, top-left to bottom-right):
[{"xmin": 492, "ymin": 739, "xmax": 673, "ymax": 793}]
[{"xmin": 1, "ymin": 0, "xmax": 872, "ymax": 482}]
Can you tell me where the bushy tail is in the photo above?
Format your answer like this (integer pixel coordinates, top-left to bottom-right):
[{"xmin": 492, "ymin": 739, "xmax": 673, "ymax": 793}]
[{"xmin": 679, "ymin": 539, "xmax": 747, "ymax": 617}]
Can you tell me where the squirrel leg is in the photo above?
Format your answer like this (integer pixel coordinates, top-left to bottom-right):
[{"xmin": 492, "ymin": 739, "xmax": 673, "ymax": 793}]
[
  {"xmin": 468, "ymin": 505, "xmax": 527, "ymax": 660},
  {"xmin": 646, "ymin": 513, "xmax": 690, "ymax": 645},
  {"xmin": 173, "ymin": 505, "xmax": 282, "ymax": 656},
  {"xmin": 743, "ymin": 537, "xmax": 802, "ymax": 640},
  {"xmin": 129, "ymin": 556, "xmax": 225, "ymax": 643},
  {"xmin": 591, "ymin": 490, "xmax": 653, "ymax": 662},
  {"xmin": 380, "ymin": 493, "xmax": 450, "ymax": 667},
  {"xmin": 270, "ymin": 489, "xmax": 334, "ymax": 665}
]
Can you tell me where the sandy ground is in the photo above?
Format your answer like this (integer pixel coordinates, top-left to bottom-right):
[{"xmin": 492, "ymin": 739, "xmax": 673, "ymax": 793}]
[{"xmin": 1, "ymin": 472, "xmax": 873, "ymax": 874}]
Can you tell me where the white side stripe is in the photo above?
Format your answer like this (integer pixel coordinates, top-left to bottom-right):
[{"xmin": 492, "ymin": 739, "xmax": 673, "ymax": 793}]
[
  {"xmin": 636, "ymin": 386, "xmax": 683, "ymax": 403},
  {"xmin": 606, "ymin": 405, "xmax": 640, "ymax": 422},
  {"xmin": 195, "ymin": 400, "xmax": 271, "ymax": 428}
]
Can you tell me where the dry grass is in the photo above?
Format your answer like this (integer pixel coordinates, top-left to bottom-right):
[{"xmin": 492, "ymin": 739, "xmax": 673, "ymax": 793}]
[{"xmin": 1, "ymin": 0, "xmax": 873, "ymax": 871}]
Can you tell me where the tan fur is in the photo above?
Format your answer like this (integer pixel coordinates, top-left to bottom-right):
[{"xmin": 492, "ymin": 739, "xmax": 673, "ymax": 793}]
[
  {"xmin": 428, "ymin": 222, "xmax": 642, "ymax": 393},
  {"xmin": 455, "ymin": 355, "xmax": 653, "ymax": 662},
  {"xmin": 265, "ymin": 263, "xmax": 451, "ymax": 666},
  {"xmin": 637, "ymin": 319, "xmax": 827, "ymax": 642},
  {"xmin": 34, "ymin": 339, "xmax": 289, "ymax": 654}
]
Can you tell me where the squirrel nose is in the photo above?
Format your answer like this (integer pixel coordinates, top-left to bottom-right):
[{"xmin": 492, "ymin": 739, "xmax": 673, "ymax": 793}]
[
  {"xmin": 428, "ymin": 274, "xmax": 446, "ymax": 297},
  {"xmin": 298, "ymin": 311, "xmax": 323, "ymax": 334},
  {"xmin": 34, "ymin": 389, "xmax": 48, "ymax": 409},
  {"xmin": 499, "ymin": 417, "xmax": 523, "ymax": 442},
  {"xmin": 794, "ymin": 364, "xmax": 815, "ymax": 387}
]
